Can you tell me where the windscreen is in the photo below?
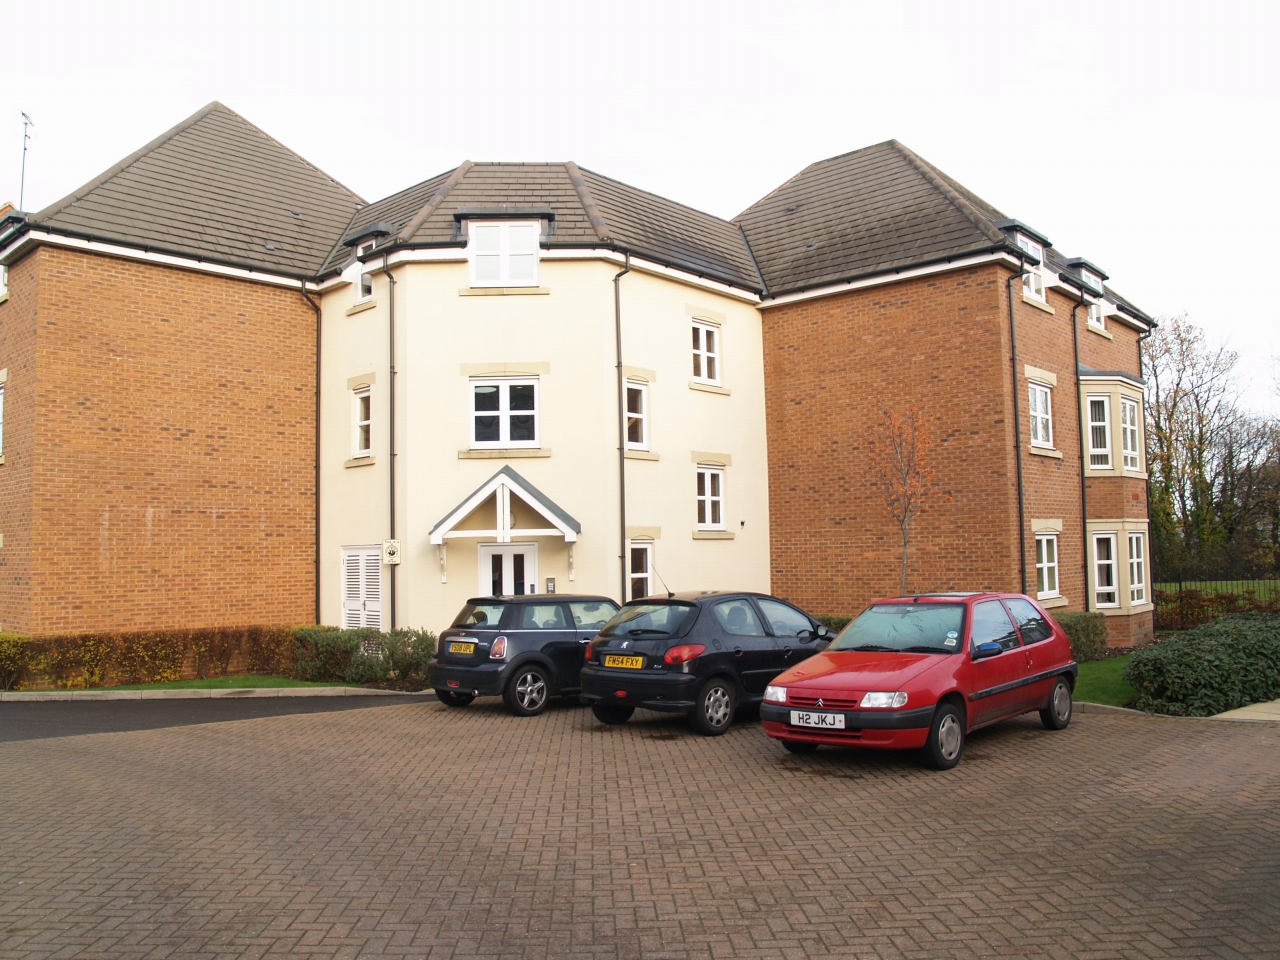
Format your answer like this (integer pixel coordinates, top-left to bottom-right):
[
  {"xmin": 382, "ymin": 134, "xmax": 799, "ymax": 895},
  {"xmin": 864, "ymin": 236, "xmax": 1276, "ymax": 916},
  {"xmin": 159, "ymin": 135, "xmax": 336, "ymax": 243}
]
[
  {"xmin": 599, "ymin": 602, "xmax": 698, "ymax": 639},
  {"xmin": 451, "ymin": 602, "xmax": 506, "ymax": 629},
  {"xmin": 828, "ymin": 603, "xmax": 966, "ymax": 654}
]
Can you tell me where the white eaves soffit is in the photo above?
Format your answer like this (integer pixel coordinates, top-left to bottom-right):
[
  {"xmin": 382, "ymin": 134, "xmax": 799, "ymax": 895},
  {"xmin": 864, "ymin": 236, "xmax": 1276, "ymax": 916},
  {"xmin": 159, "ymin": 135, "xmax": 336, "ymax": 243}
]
[{"xmin": 429, "ymin": 465, "xmax": 582, "ymax": 545}]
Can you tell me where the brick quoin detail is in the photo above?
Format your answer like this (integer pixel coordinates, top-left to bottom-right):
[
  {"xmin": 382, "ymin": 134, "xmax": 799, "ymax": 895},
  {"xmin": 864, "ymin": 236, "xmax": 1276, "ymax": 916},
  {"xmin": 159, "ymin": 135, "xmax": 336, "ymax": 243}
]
[{"xmin": 0, "ymin": 246, "xmax": 316, "ymax": 635}]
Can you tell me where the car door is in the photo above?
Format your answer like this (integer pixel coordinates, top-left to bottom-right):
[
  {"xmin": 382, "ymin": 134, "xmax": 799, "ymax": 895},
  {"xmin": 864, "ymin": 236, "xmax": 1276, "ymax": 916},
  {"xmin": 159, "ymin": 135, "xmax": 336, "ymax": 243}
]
[
  {"xmin": 711, "ymin": 598, "xmax": 779, "ymax": 697},
  {"xmin": 1004, "ymin": 597, "xmax": 1057, "ymax": 710},
  {"xmin": 755, "ymin": 597, "xmax": 821, "ymax": 669},
  {"xmin": 515, "ymin": 602, "xmax": 579, "ymax": 692},
  {"xmin": 965, "ymin": 599, "xmax": 1027, "ymax": 725},
  {"xmin": 568, "ymin": 599, "xmax": 619, "ymax": 665}
]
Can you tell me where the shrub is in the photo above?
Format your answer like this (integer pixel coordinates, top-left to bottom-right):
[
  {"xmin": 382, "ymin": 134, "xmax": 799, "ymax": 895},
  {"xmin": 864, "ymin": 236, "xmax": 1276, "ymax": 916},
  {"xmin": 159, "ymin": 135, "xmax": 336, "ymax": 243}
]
[
  {"xmin": 293, "ymin": 626, "xmax": 437, "ymax": 686},
  {"xmin": 815, "ymin": 614, "xmax": 854, "ymax": 634},
  {"xmin": 0, "ymin": 634, "xmax": 31, "ymax": 690},
  {"xmin": 1123, "ymin": 613, "xmax": 1280, "ymax": 716},
  {"xmin": 1054, "ymin": 611, "xmax": 1110, "ymax": 663},
  {"xmin": 1154, "ymin": 587, "xmax": 1280, "ymax": 630},
  {"xmin": 242, "ymin": 625, "xmax": 298, "ymax": 675},
  {"xmin": 293, "ymin": 626, "xmax": 360, "ymax": 683}
]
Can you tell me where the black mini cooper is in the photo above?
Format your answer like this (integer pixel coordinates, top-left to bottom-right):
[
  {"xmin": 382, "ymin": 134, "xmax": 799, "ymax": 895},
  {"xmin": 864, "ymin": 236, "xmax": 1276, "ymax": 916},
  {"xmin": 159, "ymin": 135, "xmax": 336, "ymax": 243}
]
[
  {"xmin": 579, "ymin": 592, "xmax": 830, "ymax": 735},
  {"xmin": 430, "ymin": 595, "xmax": 620, "ymax": 716}
]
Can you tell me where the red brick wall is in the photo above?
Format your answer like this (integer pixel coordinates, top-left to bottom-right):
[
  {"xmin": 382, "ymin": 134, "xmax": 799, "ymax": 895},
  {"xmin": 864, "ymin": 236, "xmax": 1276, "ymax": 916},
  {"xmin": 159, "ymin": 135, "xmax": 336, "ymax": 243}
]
[
  {"xmin": 0, "ymin": 254, "xmax": 38, "ymax": 633},
  {"xmin": 2, "ymin": 246, "xmax": 317, "ymax": 634}
]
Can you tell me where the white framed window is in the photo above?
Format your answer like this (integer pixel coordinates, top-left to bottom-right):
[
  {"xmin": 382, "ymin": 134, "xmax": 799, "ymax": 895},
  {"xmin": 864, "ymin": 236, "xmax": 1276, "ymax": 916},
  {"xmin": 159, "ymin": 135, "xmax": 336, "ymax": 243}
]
[
  {"xmin": 357, "ymin": 240, "xmax": 376, "ymax": 258},
  {"xmin": 1087, "ymin": 303, "xmax": 1106, "ymax": 329},
  {"xmin": 0, "ymin": 264, "xmax": 7, "ymax": 297},
  {"xmin": 1017, "ymin": 234, "xmax": 1046, "ymax": 301},
  {"xmin": 468, "ymin": 221, "xmax": 540, "ymax": 287},
  {"xmin": 692, "ymin": 321, "xmax": 720, "ymax": 384},
  {"xmin": 629, "ymin": 542, "xmax": 652, "ymax": 600},
  {"xmin": 1121, "ymin": 397, "xmax": 1141, "ymax": 470},
  {"xmin": 357, "ymin": 272, "xmax": 374, "ymax": 301},
  {"xmin": 1035, "ymin": 534, "xmax": 1059, "ymax": 599},
  {"xmin": 471, "ymin": 378, "xmax": 539, "ymax": 449},
  {"xmin": 341, "ymin": 545, "xmax": 383, "ymax": 629},
  {"xmin": 1128, "ymin": 532, "xmax": 1146, "ymax": 604},
  {"xmin": 353, "ymin": 387, "xmax": 371, "ymax": 458},
  {"xmin": 1081, "ymin": 270, "xmax": 1103, "ymax": 296},
  {"xmin": 696, "ymin": 466, "xmax": 725, "ymax": 529},
  {"xmin": 1093, "ymin": 533, "xmax": 1119, "ymax": 607},
  {"xmin": 1088, "ymin": 395, "xmax": 1112, "ymax": 468},
  {"xmin": 1028, "ymin": 381, "xmax": 1053, "ymax": 448},
  {"xmin": 625, "ymin": 380, "xmax": 648, "ymax": 450}
]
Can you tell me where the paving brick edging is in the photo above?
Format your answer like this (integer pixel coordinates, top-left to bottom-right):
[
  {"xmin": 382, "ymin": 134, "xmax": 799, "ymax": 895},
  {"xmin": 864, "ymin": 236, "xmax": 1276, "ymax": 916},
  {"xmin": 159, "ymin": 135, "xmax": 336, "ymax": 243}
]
[
  {"xmin": 1076, "ymin": 700, "xmax": 1280, "ymax": 724},
  {"xmin": 0, "ymin": 687, "xmax": 437, "ymax": 702}
]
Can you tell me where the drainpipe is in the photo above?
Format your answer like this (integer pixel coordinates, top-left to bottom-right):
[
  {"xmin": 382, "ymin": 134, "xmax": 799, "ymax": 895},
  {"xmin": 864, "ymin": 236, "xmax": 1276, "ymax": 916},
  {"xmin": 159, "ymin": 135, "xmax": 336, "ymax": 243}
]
[
  {"xmin": 1007, "ymin": 262, "xmax": 1030, "ymax": 595},
  {"xmin": 382, "ymin": 253, "xmax": 397, "ymax": 630},
  {"xmin": 300, "ymin": 279, "xmax": 322, "ymax": 625},
  {"xmin": 614, "ymin": 252, "xmax": 631, "ymax": 605},
  {"xmin": 1070, "ymin": 291, "xmax": 1091, "ymax": 612}
]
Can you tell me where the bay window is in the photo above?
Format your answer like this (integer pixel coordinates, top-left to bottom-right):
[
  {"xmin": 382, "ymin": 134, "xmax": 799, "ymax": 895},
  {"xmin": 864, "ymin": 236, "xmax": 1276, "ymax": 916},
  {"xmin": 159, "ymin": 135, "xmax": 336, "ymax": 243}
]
[
  {"xmin": 1122, "ymin": 397, "xmax": 1141, "ymax": 470},
  {"xmin": 1094, "ymin": 534, "xmax": 1118, "ymax": 607},
  {"xmin": 1129, "ymin": 532, "xmax": 1146, "ymax": 604},
  {"xmin": 1088, "ymin": 395, "xmax": 1112, "ymax": 468}
]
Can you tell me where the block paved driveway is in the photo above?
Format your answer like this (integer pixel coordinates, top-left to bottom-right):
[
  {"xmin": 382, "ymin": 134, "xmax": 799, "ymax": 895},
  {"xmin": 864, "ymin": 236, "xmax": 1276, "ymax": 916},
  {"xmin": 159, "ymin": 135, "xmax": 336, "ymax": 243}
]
[{"xmin": 2, "ymin": 697, "xmax": 1278, "ymax": 959}]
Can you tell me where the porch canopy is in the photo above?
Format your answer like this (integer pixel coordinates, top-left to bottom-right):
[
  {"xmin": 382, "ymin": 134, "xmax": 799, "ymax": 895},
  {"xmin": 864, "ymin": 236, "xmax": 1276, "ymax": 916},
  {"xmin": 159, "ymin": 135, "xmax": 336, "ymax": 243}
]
[{"xmin": 429, "ymin": 465, "xmax": 581, "ymax": 545}]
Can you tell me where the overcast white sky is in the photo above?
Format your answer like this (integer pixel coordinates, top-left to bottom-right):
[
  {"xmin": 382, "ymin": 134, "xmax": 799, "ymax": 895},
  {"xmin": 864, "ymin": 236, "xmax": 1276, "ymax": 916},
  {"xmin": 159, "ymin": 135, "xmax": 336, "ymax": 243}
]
[{"xmin": 4, "ymin": 0, "xmax": 1276, "ymax": 413}]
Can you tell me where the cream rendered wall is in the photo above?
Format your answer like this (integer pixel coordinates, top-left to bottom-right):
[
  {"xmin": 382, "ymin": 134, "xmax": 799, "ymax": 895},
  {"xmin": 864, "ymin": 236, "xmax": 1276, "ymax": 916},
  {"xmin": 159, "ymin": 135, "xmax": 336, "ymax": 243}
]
[{"xmin": 319, "ymin": 253, "xmax": 770, "ymax": 635}]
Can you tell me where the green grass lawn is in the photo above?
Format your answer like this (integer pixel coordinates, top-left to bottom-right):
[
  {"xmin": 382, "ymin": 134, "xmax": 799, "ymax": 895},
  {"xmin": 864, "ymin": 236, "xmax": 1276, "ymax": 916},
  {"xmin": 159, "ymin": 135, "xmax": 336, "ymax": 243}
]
[
  {"xmin": 108, "ymin": 675, "xmax": 359, "ymax": 691},
  {"xmin": 1075, "ymin": 655, "xmax": 1137, "ymax": 708}
]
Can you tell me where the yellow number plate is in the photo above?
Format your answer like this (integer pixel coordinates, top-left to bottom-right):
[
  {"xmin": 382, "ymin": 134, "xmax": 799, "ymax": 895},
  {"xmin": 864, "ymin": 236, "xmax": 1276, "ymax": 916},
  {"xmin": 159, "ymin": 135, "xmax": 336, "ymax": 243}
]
[
  {"xmin": 604, "ymin": 654, "xmax": 644, "ymax": 669},
  {"xmin": 449, "ymin": 641, "xmax": 476, "ymax": 654}
]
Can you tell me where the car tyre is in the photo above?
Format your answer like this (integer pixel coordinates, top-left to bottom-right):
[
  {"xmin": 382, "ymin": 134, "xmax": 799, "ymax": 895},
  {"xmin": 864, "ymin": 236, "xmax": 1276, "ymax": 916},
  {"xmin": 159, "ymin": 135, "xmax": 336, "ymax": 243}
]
[
  {"xmin": 782, "ymin": 740, "xmax": 819, "ymax": 755},
  {"xmin": 690, "ymin": 676, "xmax": 737, "ymax": 736},
  {"xmin": 922, "ymin": 702, "xmax": 964, "ymax": 770},
  {"xmin": 435, "ymin": 689, "xmax": 475, "ymax": 707},
  {"xmin": 502, "ymin": 664, "xmax": 551, "ymax": 717},
  {"xmin": 1040, "ymin": 677, "xmax": 1073, "ymax": 730},
  {"xmin": 591, "ymin": 704, "xmax": 634, "ymax": 725}
]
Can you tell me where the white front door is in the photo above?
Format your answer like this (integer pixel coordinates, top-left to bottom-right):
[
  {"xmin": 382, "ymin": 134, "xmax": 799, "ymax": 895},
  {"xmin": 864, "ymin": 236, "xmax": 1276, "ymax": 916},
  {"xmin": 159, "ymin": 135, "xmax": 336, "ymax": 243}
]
[
  {"xmin": 341, "ymin": 546, "xmax": 383, "ymax": 628},
  {"xmin": 478, "ymin": 543, "xmax": 539, "ymax": 597}
]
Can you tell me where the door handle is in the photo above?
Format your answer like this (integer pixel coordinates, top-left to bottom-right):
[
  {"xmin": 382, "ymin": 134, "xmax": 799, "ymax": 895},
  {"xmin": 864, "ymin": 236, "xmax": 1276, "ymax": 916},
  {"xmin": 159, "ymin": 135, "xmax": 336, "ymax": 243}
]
[
  {"xmin": 733, "ymin": 646, "xmax": 743, "ymax": 656},
  {"xmin": 578, "ymin": 639, "xmax": 590, "ymax": 644},
  {"xmin": 782, "ymin": 646, "xmax": 792, "ymax": 656}
]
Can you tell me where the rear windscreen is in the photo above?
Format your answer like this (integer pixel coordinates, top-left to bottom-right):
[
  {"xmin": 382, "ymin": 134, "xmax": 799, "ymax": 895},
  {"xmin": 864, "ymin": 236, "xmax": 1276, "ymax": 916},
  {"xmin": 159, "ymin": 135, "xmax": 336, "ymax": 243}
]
[
  {"xmin": 600, "ymin": 602, "xmax": 698, "ymax": 638},
  {"xmin": 452, "ymin": 603, "xmax": 506, "ymax": 629}
]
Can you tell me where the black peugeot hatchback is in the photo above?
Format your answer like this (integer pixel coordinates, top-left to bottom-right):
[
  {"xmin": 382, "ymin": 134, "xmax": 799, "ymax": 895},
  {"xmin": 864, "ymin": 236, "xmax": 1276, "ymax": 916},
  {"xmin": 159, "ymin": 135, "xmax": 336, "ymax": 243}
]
[
  {"xmin": 579, "ymin": 592, "xmax": 830, "ymax": 735},
  {"xmin": 430, "ymin": 595, "xmax": 620, "ymax": 716}
]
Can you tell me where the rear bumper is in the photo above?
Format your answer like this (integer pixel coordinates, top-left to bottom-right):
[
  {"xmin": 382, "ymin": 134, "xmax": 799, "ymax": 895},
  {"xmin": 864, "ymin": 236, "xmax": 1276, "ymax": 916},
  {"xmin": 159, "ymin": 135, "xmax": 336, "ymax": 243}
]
[
  {"xmin": 429, "ymin": 660, "xmax": 507, "ymax": 697},
  {"xmin": 580, "ymin": 665, "xmax": 699, "ymax": 713},
  {"xmin": 760, "ymin": 703, "xmax": 935, "ymax": 750}
]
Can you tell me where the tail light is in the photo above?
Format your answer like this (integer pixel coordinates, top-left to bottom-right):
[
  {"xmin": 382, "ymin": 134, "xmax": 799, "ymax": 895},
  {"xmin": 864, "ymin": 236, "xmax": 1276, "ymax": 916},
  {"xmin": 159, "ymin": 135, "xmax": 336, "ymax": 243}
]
[
  {"xmin": 663, "ymin": 643, "xmax": 705, "ymax": 664},
  {"xmin": 490, "ymin": 636, "xmax": 508, "ymax": 659}
]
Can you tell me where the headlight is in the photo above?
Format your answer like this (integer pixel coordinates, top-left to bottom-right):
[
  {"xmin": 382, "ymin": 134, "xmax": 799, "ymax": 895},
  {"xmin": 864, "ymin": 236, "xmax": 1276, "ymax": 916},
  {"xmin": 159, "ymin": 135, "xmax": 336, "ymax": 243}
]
[
  {"xmin": 860, "ymin": 691, "xmax": 908, "ymax": 708},
  {"xmin": 764, "ymin": 685, "xmax": 787, "ymax": 703}
]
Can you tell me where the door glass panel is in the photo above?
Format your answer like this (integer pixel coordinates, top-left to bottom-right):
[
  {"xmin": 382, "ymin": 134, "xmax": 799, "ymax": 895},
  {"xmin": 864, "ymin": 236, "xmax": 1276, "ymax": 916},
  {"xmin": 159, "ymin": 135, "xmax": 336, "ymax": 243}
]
[
  {"xmin": 1005, "ymin": 598, "xmax": 1053, "ymax": 644},
  {"xmin": 712, "ymin": 599, "xmax": 766, "ymax": 636},
  {"xmin": 971, "ymin": 600, "xmax": 1020, "ymax": 651},
  {"xmin": 518, "ymin": 604, "xmax": 567, "ymax": 629},
  {"xmin": 491, "ymin": 553, "xmax": 503, "ymax": 596},
  {"xmin": 513, "ymin": 553, "xmax": 526, "ymax": 595},
  {"xmin": 757, "ymin": 599, "xmax": 812, "ymax": 637}
]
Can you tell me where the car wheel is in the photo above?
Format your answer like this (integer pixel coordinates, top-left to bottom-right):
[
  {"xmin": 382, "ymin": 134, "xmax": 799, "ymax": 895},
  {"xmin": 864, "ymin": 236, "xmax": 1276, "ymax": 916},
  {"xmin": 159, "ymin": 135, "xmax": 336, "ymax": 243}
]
[
  {"xmin": 782, "ymin": 740, "xmax": 819, "ymax": 755},
  {"xmin": 591, "ymin": 704, "xmax": 634, "ymax": 724},
  {"xmin": 1040, "ymin": 677, "xmax": 1073, "ymax": 730},
  {"xmin": 690, "ymin": 677, "xmax": 737, "ymax": 736},
  {"xmin": 435, "ymin": 689, "xmax": 475, "ymax": 707},
  {"xmin": 922, "ymin": 702, "xmax": 964, "ymax": 770},
  {"xmin": 502, "ymin": 665, "xmax": 551, "ymax": 716}
]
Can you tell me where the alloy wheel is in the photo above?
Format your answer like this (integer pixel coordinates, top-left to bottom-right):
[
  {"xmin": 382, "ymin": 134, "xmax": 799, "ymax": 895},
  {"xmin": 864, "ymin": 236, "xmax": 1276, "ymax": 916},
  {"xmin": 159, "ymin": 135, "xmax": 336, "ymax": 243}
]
[{"xmin": 516, "ymin": 670, "xmax": 547, "ymax": 711}]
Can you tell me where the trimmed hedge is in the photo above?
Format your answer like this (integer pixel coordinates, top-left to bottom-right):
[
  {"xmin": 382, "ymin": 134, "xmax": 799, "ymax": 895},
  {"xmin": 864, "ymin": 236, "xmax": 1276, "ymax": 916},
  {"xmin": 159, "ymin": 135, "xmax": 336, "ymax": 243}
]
[
  {"xmin": 1123, "ymin": 613, "xmax": 1280, "ymax": 716},
  {"xmin": 1054, "ymin": 611, "xmax": 1110, "ymax": 663},
  {"xmin": 814, "ymin": 614, "xmax": 854, "ymax": 634},
  {"xmin": 293, "ymin": 627, "xmax": 436, "ymax": 686}
]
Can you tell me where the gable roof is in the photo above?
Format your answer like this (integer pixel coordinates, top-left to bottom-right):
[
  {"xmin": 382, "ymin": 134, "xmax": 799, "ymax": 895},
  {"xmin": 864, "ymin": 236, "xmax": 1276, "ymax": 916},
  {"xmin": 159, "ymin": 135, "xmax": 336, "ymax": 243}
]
[
  {"xmin": 734, "ymin": 140, "xmax": 1017, "ymax": 297},
  {"xmin": 321, "ymin": 161, "xmax": 762, "ymax": 291},
  {"xmin": 28, "ymin": 102, "xmax": 364, "ymax": 278}
]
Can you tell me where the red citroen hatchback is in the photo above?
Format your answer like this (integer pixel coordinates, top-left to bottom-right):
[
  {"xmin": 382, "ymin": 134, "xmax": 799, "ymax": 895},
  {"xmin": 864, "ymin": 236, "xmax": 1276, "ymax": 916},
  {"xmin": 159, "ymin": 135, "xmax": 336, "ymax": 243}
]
[{"xmin": 759, "ymin": 593, "xmax": 1077, "ymax": 769}]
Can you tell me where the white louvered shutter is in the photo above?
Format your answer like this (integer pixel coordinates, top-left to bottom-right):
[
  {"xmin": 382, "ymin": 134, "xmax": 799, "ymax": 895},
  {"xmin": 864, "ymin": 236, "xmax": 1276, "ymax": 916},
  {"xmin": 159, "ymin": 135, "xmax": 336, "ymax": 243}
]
[
  {"xmin": 362, "ymin": 551, "xmax": 382, "ymax": 629},
  {"xmin": 342, "ymin": 552, "xmax": 364, "ymax": 628}
]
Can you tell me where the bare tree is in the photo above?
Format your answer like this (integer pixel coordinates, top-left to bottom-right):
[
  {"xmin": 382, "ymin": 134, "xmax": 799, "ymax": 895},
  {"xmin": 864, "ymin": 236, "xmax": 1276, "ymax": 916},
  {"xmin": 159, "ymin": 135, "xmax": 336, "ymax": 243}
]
[{"xmin": 867, "ymin": 404, "xmax": 949, "ymax": 595}]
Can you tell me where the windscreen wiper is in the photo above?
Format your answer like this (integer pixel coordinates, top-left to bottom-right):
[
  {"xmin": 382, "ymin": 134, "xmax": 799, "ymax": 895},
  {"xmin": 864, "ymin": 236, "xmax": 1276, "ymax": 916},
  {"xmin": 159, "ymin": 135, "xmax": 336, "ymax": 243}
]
[
  {"xmin": 902, "ymin": 645, "xmax": 950, "ymax": 653},
  {"xmin": 846, "ymin": 644, "xmax": 894, "ymax": 652}
]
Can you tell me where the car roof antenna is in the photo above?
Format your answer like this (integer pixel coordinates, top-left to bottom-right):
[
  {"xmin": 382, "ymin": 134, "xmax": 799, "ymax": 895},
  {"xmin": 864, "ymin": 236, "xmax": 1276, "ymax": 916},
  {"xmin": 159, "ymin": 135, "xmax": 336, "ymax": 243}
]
[{"xmin": 650, "ymin": 561, "xmax": 676, "ymax": 599}]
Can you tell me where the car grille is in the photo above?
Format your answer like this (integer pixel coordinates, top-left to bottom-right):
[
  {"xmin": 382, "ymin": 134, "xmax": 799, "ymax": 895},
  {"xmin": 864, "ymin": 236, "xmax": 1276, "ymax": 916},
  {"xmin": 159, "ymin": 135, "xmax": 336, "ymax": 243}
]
[{"xmin": 789, "ymin": 694, "xmax": 860, "ymax": 710}]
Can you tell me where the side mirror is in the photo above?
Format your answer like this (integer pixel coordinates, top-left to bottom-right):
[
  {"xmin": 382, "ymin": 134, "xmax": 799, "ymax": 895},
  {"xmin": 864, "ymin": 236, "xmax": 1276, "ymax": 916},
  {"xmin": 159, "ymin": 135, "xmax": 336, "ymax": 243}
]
[
  {"xmin": 817, "ymin": 624, "xmax": 830, "ymax": 637},
  {"xmin": 973, "ymin": 641, "xmax": 1002, "ymax": 660}
]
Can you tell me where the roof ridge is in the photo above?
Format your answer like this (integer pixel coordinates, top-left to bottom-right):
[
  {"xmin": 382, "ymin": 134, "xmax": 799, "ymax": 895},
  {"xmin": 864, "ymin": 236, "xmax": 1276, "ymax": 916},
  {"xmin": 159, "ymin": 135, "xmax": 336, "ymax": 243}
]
[
  {"xmin": 732, "ymin": 142, "xmax": 903, "ymax": 221},
  {"xmin": 888, "ymin": 140, "xmax": 1005, "ymax": 244},
  {"xmin": 399, "ymin": 161, "xmax": 474, "ymax": 241},
  {"xmin": 33, "ymin": 101, "xmax": 226, "ymax": 222},
  {"xmin": 563, "ymin": 161, "xmax": 609, "ymax": 241}
]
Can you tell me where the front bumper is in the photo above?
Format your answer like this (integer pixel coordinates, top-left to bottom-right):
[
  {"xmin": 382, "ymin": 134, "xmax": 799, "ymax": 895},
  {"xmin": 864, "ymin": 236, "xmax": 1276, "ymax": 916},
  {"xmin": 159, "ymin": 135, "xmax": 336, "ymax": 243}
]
[
  {"xmin": 429, "ymin": 660, "xmax": 507, "ymax": 697},
  {"xmin": 760, "ymin": 702, "xmax": 935, "ymax": 749},
  {"xmin": 580, "ymin": 665, "xmax": 700, "ymax": 713}
]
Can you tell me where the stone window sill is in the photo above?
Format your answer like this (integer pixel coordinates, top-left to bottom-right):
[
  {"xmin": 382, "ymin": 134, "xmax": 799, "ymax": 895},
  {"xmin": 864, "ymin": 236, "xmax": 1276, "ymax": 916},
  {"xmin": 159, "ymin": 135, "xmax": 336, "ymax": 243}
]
[
  {"xmin": 345, "ymin": 456, "xmax": 375, "ymax": 468},
  {"xmin": 459, "ymin": 448, "xmax": 551, "ymax": 459},
  {"xmin": 346, "ymin": 299, "xmax": 377, "ymax": 316},
  {"xmin": 1028, "ymin": 445, "xmax": 1063, "ymax": 459},
  {"xmin": 1023, "ymin": 294, "xmax": 1055, "ymax": 314},
  {"xmin": 459, "ymin": 287, "xmax": 550, "ymax": 297},
  {"xmin": 692, "ymin": 530, "xmax": 735, "ymax": 540},
  {"xmin": 1097, "ymin": 602, "xmax": 1153, "ymax": 616},
  {"xmin": 1087, "ymin": 323, "xmax": 1114, "ymax": 340},
  {"xmin": 689, "ymin": 380, "xmax": 731, "ymax": 396},
  {"xmin": 1038, "ymin": 595, "xmax": 1069, "ymax": 609},
  {"xmin": 0, "ymin": 292, "xmax": 9, "ymax": 305},
  {"xmin": 625, "ymin": 450, "xmax": 659, "ymax": 461}
]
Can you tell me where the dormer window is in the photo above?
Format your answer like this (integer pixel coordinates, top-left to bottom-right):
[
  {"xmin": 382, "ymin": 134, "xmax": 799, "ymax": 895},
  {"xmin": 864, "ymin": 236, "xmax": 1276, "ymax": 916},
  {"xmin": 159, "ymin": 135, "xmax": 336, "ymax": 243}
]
[
  {"xmin": 1016, "ymin": 234, "xmax": 1046, "ymax": 302},
  {"xmin": 1081, "ymin": 270, "xmax": 1106, "ymax": 329},
  {"xmin": 469, "ymin": 221, "xmax": 540, "ymax": 288},
  {"xmin": 355, "ymin": 239, "xmax": 377, "ymax": 302}
]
